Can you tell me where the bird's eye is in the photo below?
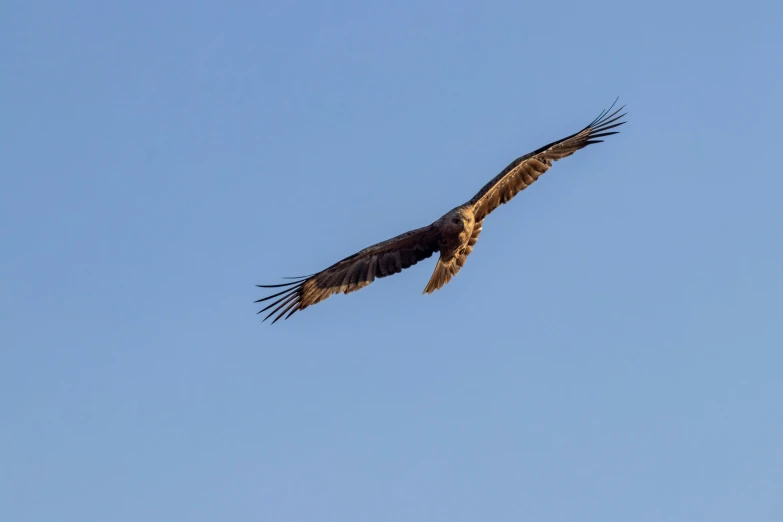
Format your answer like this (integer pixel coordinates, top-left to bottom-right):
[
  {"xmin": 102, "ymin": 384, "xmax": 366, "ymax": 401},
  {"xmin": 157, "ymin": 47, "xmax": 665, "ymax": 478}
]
[{"xmin": 453, "ymin": 218, "xmax": 461, "ymax": 224}]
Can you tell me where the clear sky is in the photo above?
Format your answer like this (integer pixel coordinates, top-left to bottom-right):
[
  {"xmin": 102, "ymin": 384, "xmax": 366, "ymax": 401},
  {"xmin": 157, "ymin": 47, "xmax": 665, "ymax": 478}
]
[{"xmin": 2, "ymin": 1, "xmax": 782, "ymax": 521}]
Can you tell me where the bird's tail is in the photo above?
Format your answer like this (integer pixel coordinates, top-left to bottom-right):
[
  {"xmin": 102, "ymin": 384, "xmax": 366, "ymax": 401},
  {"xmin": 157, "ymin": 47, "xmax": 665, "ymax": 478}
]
[{"xmin": 423, "ymin": 257, "xmax": 460, "ymax": 294}]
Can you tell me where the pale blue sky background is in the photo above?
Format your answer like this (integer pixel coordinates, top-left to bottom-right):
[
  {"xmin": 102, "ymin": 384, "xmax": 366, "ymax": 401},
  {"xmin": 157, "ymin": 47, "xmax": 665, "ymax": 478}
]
[{"xmin": 2, "ymin": 1, "xmax": 782, "ymax": 521}]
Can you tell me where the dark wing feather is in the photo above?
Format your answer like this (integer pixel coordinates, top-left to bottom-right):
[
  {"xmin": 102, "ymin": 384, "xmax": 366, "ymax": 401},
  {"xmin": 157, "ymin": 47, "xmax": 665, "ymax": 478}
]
[
  {"xmin": 256, "ymin": 225, "xmax": 439, "ymax": 323},
  {"xmin": 469, "ymin": 100, "xmax": 626, "ymax": 222}
]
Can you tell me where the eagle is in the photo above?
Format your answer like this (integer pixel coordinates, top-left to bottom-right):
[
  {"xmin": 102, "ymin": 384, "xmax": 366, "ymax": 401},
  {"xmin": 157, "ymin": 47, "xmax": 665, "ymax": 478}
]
[{"xmin": 257, "ymin": 100, "xmax": 626, "ymax": 323}]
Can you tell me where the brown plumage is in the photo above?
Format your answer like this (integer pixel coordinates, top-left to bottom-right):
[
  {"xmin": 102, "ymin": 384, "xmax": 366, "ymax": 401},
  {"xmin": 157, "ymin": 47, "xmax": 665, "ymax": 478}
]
[{"xmin": 257, "ymin": 100, "xmax": 626, "ymax": 322}]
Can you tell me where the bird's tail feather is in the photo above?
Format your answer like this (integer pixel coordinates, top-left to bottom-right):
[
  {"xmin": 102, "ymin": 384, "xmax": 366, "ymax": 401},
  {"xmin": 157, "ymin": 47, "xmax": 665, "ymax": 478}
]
[{"xmin": 423, "ymin": 258, "xmax": 460, "ymax": 294}]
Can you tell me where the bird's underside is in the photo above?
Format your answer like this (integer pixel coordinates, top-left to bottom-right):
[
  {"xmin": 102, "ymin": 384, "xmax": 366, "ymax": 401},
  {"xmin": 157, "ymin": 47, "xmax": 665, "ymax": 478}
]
[{"xmin": 257, "ymin": 100, "xmax": 627, "ymax": 323}]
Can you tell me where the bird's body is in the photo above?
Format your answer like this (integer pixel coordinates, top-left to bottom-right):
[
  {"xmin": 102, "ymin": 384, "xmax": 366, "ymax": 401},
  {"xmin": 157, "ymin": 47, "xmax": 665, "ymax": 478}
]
[
  {"xmin": 437, "ymin": 206, "xmax": 475, "ymax": 255},
  {"xmin": 425, "ymin": 205, "xmax": 479, "ymax": 294},
  {"xmin": 257, "ymin": 101, "xmax": 626, "ymax": 322}
]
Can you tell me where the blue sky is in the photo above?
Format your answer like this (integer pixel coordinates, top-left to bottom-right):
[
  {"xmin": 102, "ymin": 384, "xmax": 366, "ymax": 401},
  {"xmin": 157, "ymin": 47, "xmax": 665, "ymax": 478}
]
[{"xmin": 2, "ymin": 1, "xmax": 782, "ymax": 521}]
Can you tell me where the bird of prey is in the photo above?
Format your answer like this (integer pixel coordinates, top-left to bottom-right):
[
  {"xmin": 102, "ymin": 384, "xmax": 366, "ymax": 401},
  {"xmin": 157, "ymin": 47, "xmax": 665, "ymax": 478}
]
[{"xmin": 257, "ymin": 100, "xmax": 626, "ymax": 323}]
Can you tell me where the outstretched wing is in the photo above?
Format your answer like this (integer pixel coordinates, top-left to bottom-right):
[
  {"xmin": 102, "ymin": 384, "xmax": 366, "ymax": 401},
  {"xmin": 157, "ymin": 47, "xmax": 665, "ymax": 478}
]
[
  {"xmin": 469, "ymin": 100, "xmax": 626, "ymax": 222},
  {"xmin": 256, "ymin": 225, "xmax": 440, "ymax": 323}
]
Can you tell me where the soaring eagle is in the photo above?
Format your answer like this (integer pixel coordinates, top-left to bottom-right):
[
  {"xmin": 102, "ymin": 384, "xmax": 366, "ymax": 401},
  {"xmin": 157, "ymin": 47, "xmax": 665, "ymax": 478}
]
[{"xmin": 257, "ymin": 101, "xmax": 626, "ymax": 323}]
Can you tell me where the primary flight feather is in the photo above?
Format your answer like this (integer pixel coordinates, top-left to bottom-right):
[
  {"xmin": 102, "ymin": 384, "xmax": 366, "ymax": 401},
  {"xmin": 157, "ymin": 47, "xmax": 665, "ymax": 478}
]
[{"xmin": 257, "ymin": 100, "xmax": 627, "ymax": 323}]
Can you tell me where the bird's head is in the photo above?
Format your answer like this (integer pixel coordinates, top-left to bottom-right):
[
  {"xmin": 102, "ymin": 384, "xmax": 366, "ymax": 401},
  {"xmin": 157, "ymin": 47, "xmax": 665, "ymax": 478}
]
[{"xmin": 446, "ymin": 208, "xmax": 474, "ymax": 231}]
